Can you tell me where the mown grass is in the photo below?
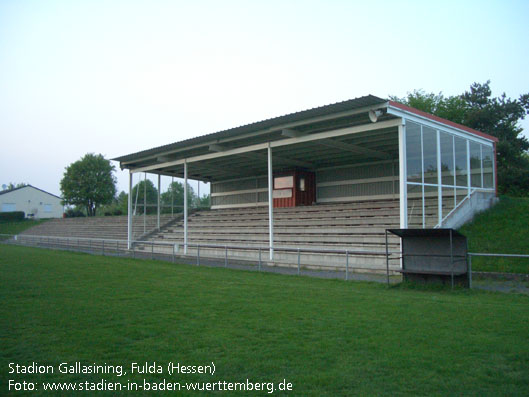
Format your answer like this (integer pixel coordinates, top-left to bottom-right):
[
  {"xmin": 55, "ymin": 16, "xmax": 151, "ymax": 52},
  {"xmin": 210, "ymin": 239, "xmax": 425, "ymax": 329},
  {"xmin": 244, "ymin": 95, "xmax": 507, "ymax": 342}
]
[
  {"xmin": 459, "ymin": 196, "xmax": 529, "ymax": 273},
  {"xmin": 1, "ymin": 245, "xmax": 528, "ymax": 396}
]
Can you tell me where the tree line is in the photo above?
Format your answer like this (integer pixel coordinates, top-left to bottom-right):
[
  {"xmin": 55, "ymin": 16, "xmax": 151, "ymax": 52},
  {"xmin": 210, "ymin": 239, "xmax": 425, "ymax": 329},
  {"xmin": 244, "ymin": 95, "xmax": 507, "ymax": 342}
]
[{"xmin": 60, "ymin": 154, "xmax": 209, "ymax": 217}]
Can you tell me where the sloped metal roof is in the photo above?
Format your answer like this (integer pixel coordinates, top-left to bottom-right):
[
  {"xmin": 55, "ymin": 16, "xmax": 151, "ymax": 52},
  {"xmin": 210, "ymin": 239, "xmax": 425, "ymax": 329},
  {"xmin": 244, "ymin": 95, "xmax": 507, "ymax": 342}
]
[
  {"xmin": 113, "ymin": 95, "xmax": 388, "ymax": 164},
  {"xmin": 0, "ymin": 184, "xmax": 62, "ymax": 199}
]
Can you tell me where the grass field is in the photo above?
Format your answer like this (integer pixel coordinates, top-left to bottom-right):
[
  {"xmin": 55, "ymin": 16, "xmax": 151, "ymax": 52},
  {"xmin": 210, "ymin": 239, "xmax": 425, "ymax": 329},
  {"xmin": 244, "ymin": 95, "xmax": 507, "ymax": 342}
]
[
  {"xmin": 460, "ymin": 196, "xmax": 529, "ymax": 273},
  {"xmin": 1, "ymin": 245, "xmax": 528, "ymax": 396}
]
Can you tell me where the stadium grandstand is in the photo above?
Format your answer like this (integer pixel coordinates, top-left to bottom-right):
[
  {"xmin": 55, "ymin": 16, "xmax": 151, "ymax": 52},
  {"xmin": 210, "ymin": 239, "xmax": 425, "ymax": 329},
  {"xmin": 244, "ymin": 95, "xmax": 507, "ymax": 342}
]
[{"xmin": 22, "ymin": 95, "xmax": 498, "ymax": 272}]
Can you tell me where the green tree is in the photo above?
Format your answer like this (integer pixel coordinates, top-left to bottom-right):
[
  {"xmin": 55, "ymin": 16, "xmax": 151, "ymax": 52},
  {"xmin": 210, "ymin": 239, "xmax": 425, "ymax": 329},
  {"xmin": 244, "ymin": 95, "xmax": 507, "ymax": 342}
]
[
  {"xmin": 116, "ymin": 191, "xmax": 128, "ymax": 214},
  {"xmin": 60, "ymin": 153, "xmax": 117, "ymax": 216},
  {"xmin": 161, "ymin": 181, "xmax": 196, "ymax": 213},
  {"xmin": 391, "ymin": 81, "xmax": 529, "ymax": 196},
  {"xmin": 131, "ymin": 179, "xmax": 159, "ymax": 215},
  {"xmin": 2, "ymin": 182, "xmax": 28, "ymax": 191},
  {"xmin": 195, "ymin": 194, "xmax": 211, "ymax": 209}
]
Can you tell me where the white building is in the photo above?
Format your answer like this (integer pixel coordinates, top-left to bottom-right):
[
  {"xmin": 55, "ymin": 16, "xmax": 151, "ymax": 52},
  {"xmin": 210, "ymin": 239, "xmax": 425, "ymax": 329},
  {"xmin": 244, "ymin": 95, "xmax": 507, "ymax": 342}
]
[{"xmin": 0, "ymin": 185, "xmax": 63, "ymax": 219}]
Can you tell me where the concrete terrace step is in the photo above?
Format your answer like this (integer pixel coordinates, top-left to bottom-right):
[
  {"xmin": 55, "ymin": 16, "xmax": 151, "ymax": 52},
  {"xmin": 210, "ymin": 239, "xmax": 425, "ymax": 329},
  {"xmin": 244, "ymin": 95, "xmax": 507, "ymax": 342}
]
[
  {"xmin": 180, "ymin": 217, "xmax": 399, "ymax": 229},
  {"xmin": 160, "ymin": 226, "xmax": 400, "ymax": 235},
  {"xmin": 133, "ymin": 244, "xmax": 397, "ymax": 271}
]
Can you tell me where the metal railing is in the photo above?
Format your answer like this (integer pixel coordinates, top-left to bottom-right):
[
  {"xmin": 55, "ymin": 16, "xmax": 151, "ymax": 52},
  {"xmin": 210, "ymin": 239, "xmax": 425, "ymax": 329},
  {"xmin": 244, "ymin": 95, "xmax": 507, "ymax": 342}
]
[
  {"xmin": 3, "ymin": 233, "xmax": 526, "ymax": 289},
  {"xmin": 0, "ymin": 233, "xmax": 402, "ymax": 283},
  {"xmin": 467, "ymin": 252, "xmax": 529, "ymax": 288}
]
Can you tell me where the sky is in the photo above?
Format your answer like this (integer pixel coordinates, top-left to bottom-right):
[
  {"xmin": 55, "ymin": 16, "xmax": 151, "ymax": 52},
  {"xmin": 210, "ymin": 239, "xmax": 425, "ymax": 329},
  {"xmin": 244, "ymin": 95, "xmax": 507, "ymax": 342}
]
[{"xmin": 1, "ymin": 0, "xmax": 528, "ymax": 197}]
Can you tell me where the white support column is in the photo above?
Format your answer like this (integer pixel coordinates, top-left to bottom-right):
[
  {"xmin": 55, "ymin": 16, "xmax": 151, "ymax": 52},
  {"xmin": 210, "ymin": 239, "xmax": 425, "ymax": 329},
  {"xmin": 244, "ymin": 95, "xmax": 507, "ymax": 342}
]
[
  {"xmin": 420, "ymin": 125, "xmax": 425, "ymax": 228},
  {"xmin": 398, "ymin": 121, "xmax": 407, "ymax": 229},
  {"xmin": 127, "ymin": 171, "xmax": 133, "ymax": 249},
  {"xmin": 452, "ymin": 136, "xmax": 456, "ymax": 208},
  {"xmin": 184, "ymin": 160, "xmax": 188, "ymax": 255},
  {"xmin": 267, "ymin": 143, "xmax": 274, "ymax": 260},
  {"xmin": 466, "ymin": 140, "xmax": 471, "ymax": 197},
  {"xmin": 157, "ymin": 174, "xmax": 161, "ymax": 230},
  {"xmin": 171, "ymin": 176, "xmax": 174, "ymax": 216},
  {"xmin": 143, "ymin": 172, "xmax": 146, "ymax": 234},
  {"xmin": 480, "ymin": 145, "xmax": 484, "ymax": 188},
  {"xmin": 437, "ymin": 130, "xmax": 442, "ymax": 226}
]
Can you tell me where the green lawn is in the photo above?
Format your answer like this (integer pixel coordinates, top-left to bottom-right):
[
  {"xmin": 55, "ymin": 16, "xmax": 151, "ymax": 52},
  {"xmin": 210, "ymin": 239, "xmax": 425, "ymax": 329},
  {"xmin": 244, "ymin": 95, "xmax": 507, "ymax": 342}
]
[
  {"xmin": 1, "ymin": 245, "xmax": 528, "ymax": 396},
  {"xmin": 459, "ymin": 196, "xmax": 529, "ymax": 273}
]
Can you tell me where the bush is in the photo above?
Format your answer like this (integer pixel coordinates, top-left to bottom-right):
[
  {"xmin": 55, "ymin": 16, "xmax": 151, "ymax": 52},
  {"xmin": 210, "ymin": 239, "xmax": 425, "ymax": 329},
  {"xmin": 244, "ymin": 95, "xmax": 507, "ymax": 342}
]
[
  {"xmin": 0, "ymin": 211, "xmax": 25, "ymax": 221},
  {"xmin": 64, "ymin": 209, "xmax": 86, "ymax": 218}
]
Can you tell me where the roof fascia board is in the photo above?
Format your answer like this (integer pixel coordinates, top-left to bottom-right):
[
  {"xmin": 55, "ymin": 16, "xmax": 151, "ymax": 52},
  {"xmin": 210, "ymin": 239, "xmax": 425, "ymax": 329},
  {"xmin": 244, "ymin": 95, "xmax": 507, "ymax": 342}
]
[
  {"xmin": 130, "ymin": 118, "xmax": 400, "ymax": 174},
  {"xmin": 120, "ymin": 102, "xmax": 389, "ymax": 166},
  {"xmin": 387, "ymin": 103, "xmax": 497, "ymax": 145}
]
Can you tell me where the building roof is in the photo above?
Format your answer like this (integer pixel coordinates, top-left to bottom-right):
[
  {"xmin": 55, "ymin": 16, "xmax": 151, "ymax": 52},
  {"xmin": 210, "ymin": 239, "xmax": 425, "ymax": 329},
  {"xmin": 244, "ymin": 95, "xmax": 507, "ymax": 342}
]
[
  {"xmin": 0, "ymin": 185, "xmax": 62, "ymax": 200},
  {"xmin": 113, "ymin": 95, "xmax": 388, "ymax": 164},
  {"xmin": 388, "ymin": 101, "xmax": 499, "ymax": 142},
  {"xmin": 112, "ymin": 95, "xmax": 498, "ymax": 168}
]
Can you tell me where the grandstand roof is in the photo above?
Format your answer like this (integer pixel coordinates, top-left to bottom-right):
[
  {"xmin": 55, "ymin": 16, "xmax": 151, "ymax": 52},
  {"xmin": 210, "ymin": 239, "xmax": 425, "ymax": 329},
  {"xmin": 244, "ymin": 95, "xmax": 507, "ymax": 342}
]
[{"xmin": 113, "ymin": 95, "xmax": 497, "ymax": 182}]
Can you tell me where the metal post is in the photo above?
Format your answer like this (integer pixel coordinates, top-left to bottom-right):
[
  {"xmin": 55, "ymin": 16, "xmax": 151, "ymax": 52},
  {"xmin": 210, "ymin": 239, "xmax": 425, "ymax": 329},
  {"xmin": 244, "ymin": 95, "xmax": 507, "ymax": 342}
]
[
  {"xmin": 450, "ymin": 229, "xmax": 454, "ymax": 289},
  {"xmin": 128, "ymin": 171, "xmax": 133, "ymax": 249},
  {"xmin": 385, "ymin": 229, "xmax": 390, "ymax": 286},
  {"xmin": 297, "ymin": 248, "xmax": 300, "ymax": 275},
  {"xmin": 468, "ymin": 254, "xmax": 473, "ymax": 289},
  {"xmin": 171, "ymin": 176, "xmax": 174, "ymax": 217},
  {"xmin": 157, "ymin": 174, "xmax": 161, "ymax": 230},
  {"xmin": 184, "ymin": 160, "xmax": 188, "ymax": 255},
  {"xmin": 116, "ymin": 240, "xmax": 119, "ymax": 256},
  {"xmin": 398, "ymin": 122, "xmax": 408, "ymax": 228},
  {"xmin": 267, "ymin": 144, "xmax": 274, "ymax": 261},
  {"xmin": 78, "ymin": 238, "xmax": 80, "ymax": 252},
  {"xmin": 437, "ymin": 130, "xmax": 442, "ymax": 226},
  {"xmin": 89, "ymin": 238, "xmax": 91, "ymax": 252},
  {"xmin": 143, "ymin": 172, "xmax": 147, "ymax": 234},
  {"xmin": 197, "ymin": 245, "xmax": 200, "ymax": 266},
  {"xmin": 197, "ymin": 180, "xmax": 200, "ymax": 206},
  {"xmin": 258, "ymin": 247, "xmax": 262, "ymax": 271},
  {"xmin": 345, "ymin": 250, "xmax": 349, "ymax": 281},
  {"xmin": 466, "ymin": 140, "xmax": 471, "ymax": 197},
  {"xmin": 224, "ymin": 245, "xmax": 227, "ymax": 267},
  {"xmin": 151, "ymin": 241, "xmax": 154, "ymax": 260},
  {"xmin": 102, "ymin": 239, "xmax": 105, "ymax": 256}
]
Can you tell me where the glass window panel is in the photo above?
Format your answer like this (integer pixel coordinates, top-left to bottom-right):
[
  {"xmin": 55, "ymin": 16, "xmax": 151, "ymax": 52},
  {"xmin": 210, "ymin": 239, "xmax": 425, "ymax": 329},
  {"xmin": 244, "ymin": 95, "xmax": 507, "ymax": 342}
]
[
  {"xmin": 407, "ymin": 184, "xmax": 423, "ymax": 228},
  {"xmin": 482, "ymin": 145, "xmax": 494, "ymax": 188},
  {"xmin": 440, "ymin": 132, "xmax": 455, "ymax": 186},
  {"xmin": 422, "ymin": 127, "xmax": 438, "ymax": 185},
  {"xmin": 424, "ymin": 185, "xmax": 438, "ymax": 228},
  {"xmin": 454, "ymin": 137, "xmax": 468, "ymax": 187},
  {"xmin": 470, "ymin": 141, "xmax": 482, "ymax": 188},
  {"xmin": 406, "ymin": 122, "xmax": 422, "ymax": 183},
  {"xmin": 442, "ymin": 187, "xmax": 456, "ymax": 219}
]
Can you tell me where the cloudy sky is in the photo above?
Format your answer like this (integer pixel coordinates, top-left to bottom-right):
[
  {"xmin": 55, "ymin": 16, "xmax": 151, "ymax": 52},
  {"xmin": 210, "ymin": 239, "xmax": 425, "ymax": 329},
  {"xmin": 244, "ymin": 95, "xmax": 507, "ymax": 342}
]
[{"xmin": 1, "ymin": 0, "xmax": 528, "ymax": 196}]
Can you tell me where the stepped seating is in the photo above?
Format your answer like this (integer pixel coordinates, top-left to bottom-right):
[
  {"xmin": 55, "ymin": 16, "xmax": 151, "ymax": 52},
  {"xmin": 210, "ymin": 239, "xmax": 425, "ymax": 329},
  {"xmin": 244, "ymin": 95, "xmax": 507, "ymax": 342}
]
[
  {"xmin": 140, "ymin": 200, "xmax": 408, "ymax": 272},
  {"xmin": 19, "ymin": 214, "xmax": 176, "ymax": 240},
  {"xmin": 15, "ymin": 199, "xmax": 450, "ymax": 273}
]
